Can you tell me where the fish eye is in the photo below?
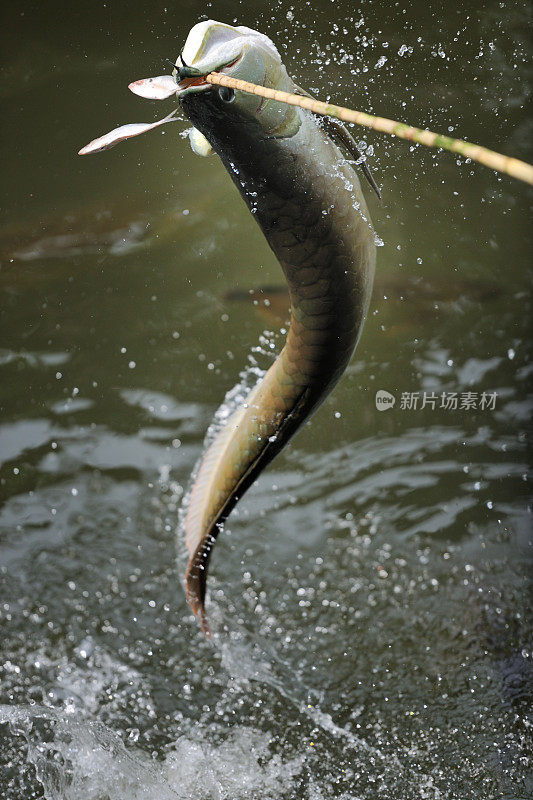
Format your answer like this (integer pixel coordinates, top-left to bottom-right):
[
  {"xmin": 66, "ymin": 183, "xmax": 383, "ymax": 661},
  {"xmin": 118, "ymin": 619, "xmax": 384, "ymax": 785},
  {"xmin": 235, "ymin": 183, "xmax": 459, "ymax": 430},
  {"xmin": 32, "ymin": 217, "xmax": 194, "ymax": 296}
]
[{"xmin": 218, "ymin": 86, "xmax": 235, "ymax": 103}]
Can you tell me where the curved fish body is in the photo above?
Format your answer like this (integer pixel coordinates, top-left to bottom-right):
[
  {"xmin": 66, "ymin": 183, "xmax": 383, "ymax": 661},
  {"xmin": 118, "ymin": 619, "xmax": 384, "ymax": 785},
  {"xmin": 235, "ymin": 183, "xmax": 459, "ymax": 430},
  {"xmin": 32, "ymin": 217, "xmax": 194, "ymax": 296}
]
[{"xmin": 175, "ymin": 22, "xmax": 377, "ymax": 634}]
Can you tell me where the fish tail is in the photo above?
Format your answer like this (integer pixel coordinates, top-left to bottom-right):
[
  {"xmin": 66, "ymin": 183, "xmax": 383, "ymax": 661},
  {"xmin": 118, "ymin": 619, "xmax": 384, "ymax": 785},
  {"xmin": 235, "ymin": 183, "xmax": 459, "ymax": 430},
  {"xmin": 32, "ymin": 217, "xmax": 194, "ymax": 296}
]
[{"xmin": 184, "ymin": 360, "xmax": 309, "ymax": 633}]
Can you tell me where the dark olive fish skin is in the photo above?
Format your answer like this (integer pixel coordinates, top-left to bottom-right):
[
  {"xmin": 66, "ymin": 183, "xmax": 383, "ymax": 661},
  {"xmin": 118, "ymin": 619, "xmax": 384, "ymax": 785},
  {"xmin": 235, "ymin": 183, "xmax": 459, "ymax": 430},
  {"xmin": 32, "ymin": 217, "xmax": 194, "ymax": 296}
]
[{"xmin": 181, "ymin": 89, "xmax": 376, "ymax": 634}]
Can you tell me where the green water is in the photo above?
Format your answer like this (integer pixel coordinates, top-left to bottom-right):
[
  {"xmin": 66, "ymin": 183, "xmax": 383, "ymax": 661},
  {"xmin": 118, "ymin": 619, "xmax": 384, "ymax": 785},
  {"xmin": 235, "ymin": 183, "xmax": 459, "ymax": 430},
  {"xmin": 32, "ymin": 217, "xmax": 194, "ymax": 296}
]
[{"xmin": 0, "ymin": 1, "xmax": 531, "ymax": 798}]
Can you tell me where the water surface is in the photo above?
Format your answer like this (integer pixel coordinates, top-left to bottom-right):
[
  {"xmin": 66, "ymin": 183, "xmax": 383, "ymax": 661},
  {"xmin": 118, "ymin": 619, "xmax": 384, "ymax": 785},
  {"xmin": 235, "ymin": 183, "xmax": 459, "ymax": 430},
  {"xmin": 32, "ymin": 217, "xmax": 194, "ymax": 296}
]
[{"xmin": 0, "ymin": 1, "xmax": 531, "ymax": 798}]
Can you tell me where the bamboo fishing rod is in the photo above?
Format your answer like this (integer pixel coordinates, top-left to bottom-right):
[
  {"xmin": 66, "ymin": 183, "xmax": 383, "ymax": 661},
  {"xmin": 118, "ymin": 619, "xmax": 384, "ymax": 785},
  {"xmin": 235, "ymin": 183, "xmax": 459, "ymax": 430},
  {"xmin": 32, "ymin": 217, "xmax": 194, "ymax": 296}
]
[{"xmin": 206, "ymin": 72, "xmax": 533, "ymax": 187}]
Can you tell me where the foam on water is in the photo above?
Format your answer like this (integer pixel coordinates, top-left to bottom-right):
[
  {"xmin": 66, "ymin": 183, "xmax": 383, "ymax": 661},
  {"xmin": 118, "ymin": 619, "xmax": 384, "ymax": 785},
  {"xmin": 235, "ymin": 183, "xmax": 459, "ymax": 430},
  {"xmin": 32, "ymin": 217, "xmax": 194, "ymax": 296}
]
[{"xmin": 0, "ymin": 705, "xmax": 306, "ymax": 800}]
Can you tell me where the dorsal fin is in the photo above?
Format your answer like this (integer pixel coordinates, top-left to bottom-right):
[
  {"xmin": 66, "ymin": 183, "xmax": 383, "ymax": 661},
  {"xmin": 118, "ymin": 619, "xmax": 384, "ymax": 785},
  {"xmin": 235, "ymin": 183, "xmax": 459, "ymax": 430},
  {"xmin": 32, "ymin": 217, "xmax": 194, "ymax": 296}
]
[{"xmin": 294, "ymin": 84, "xmax": 382, "ymax": 201}]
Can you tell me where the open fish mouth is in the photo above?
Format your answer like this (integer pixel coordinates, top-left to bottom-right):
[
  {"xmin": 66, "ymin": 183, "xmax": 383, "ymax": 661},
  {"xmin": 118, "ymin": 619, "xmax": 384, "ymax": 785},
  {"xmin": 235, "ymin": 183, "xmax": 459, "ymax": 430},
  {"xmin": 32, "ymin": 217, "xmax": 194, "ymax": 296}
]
[
  {"xmin": 174, "ymin": 56, "xmax": 242, "ymax": 94},
  {"xmin": 176, "ymin": 74, "xmax": 211, "ymax": 93},
  {"xmin": 77, "ymin": 59, "xmax": 234, "ymax": 155},
  {"xmin": 127, "ymin": 57, "xmax": 241, "ymax": 100}
]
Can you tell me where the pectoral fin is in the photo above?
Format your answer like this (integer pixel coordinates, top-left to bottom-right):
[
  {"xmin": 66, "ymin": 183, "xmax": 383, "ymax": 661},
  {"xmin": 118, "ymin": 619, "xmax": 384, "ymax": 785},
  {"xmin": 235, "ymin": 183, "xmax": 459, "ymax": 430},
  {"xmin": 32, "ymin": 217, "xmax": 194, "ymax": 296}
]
[{"xmin": 189, "ymin": 128, "xmax": 214, "ymax": 157}]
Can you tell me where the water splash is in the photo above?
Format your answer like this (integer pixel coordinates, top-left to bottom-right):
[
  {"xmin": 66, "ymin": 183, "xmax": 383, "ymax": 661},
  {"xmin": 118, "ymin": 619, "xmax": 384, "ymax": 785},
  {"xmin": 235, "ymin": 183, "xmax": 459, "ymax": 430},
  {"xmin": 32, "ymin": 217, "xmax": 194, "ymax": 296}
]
[{"xmin": 0, "ymin": 705, "xmax": 305, "ymax": 800}]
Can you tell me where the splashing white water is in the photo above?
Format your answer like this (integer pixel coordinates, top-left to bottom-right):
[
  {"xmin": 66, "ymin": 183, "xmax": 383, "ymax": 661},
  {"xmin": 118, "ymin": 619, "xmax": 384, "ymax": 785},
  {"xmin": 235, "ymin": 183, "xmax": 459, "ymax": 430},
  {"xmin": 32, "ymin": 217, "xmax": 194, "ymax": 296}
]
[{"xmin": 0, "ymin": 705, "xmax": 305, "ymax": 800}]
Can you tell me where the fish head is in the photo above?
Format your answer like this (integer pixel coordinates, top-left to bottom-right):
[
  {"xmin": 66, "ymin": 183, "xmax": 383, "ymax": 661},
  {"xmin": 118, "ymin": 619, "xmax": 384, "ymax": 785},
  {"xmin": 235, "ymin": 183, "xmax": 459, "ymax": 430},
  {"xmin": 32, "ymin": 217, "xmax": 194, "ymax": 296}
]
[
  {"xmin": 79, "ymin": 20, "xmax": 299, "ymax": 157},
  {"xmin": 175, "ymin": 20, "xmax": 300, "ymax": 140}
]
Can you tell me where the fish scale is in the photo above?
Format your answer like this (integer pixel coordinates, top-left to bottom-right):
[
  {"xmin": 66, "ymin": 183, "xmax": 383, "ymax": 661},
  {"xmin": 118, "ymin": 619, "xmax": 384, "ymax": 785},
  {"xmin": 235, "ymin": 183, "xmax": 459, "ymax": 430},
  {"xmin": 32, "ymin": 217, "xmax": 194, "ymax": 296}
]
[{"xmin": 181, "ymin": 88, "xmax": 376, "ymax": 632}]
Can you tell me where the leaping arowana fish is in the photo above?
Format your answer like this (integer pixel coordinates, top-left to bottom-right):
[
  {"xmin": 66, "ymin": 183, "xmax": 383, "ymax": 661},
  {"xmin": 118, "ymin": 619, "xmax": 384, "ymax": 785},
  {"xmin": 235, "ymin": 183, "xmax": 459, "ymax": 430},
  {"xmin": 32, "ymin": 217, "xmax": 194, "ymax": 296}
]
[{"xmin": 79, "ymin": 20, "xmax": 378, "ymax": 635}]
